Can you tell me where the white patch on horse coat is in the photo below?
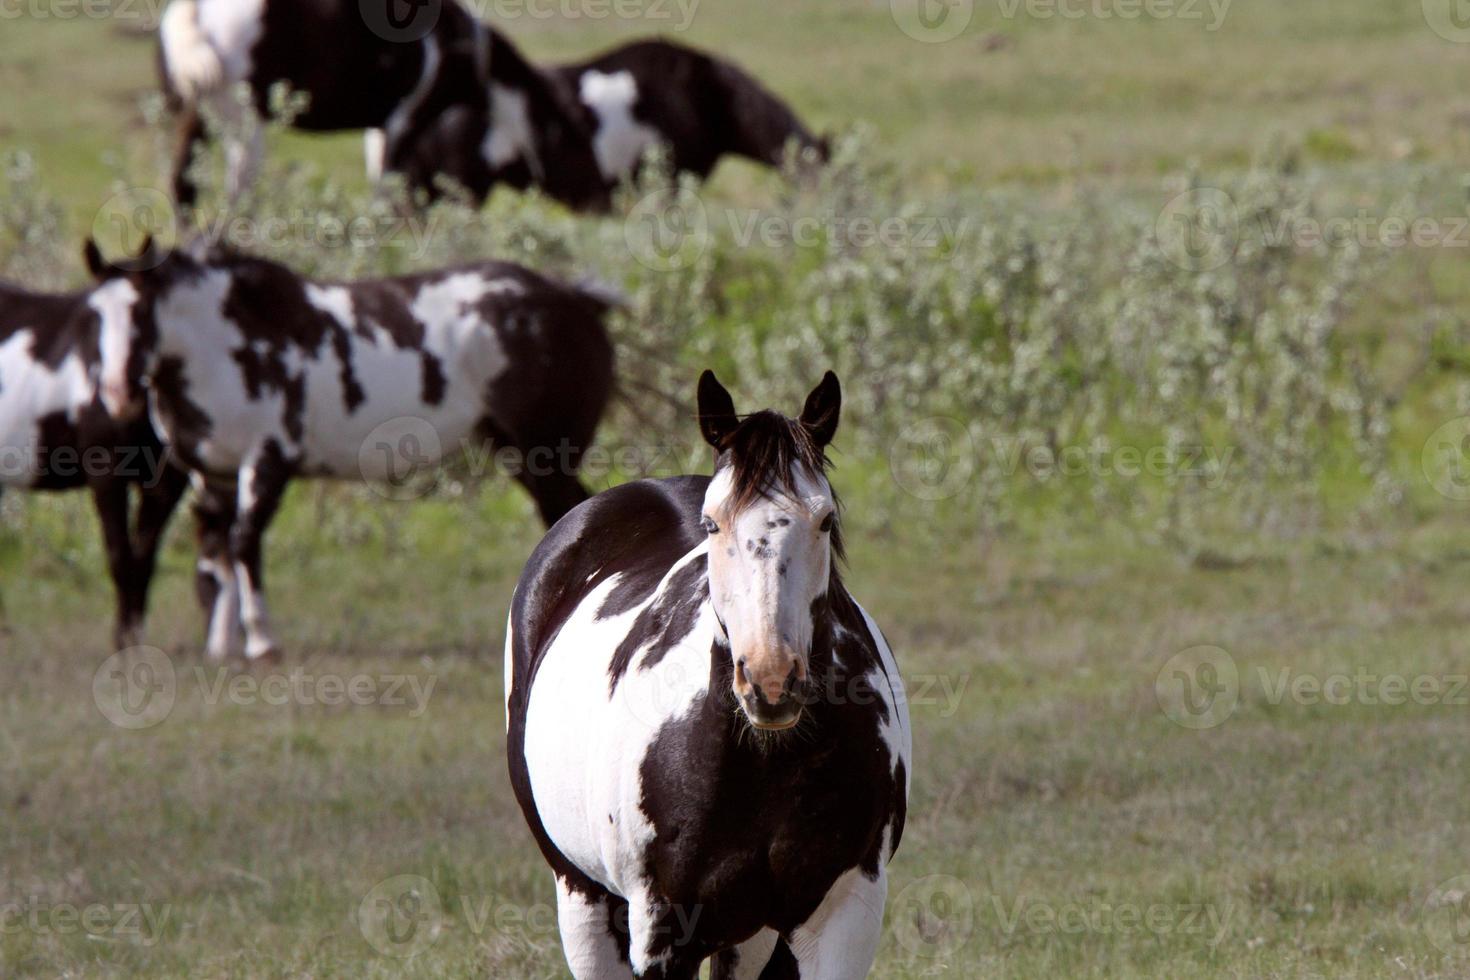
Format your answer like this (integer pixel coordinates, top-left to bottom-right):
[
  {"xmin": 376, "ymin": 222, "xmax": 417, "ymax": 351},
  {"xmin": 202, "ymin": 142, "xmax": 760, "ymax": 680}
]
[
  {"xmin": 182, "ymin": 0, "xmax": 265, "ymax": 92},
  {"xmin": 481, "ymin": 84, "xmax": 536, "ymax": 169},
  {"xmin": 522, "ymin": 544, "xmax": 714, "ymax": 972},
  {"xmin": 578, "ymin": 70, "xmax": 661, "ymax": 180},
  {"xmin": 159, "ymin": 0, "xmax": 227, "ymax": 99},
  {"xmin": 0, "ymin": 329, "xmax": 92, "ymax": 486}
]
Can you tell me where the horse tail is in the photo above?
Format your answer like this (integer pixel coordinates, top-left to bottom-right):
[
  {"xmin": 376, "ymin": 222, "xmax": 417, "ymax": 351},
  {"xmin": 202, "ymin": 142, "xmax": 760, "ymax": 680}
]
[
  {"xmin": 711, "ymin": 56, "xmax": 828, "ymax": 168},
  {"xmin": 158, "ymin": 0, "xmax": 225, "ymax": 106}
]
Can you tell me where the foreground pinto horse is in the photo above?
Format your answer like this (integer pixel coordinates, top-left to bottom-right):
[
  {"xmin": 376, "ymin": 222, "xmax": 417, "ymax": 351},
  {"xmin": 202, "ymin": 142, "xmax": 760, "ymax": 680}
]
[
  {"xmin": 157, "ymin": 0, "xmax": 608, "ymax": 208},
  {"xmin": 411, "ymin": 36, "xmax": 829, "ymax": 209},
  {"xmin": 507, "ymin": 372, "xmax": 910, "ymax": 978},
  {"xmin": 0, "ymin": 269, "xmax": 188, "ymax": 648},
  {"xmin": 87, "ymin": 240, "xmax": 614, "ymax": 661}
]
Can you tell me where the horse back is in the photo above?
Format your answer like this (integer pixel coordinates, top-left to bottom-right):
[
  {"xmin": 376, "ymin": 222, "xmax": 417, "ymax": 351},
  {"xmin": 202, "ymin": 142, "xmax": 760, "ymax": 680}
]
[{"xmin": 507, "ymin": 475, "xmax": 709, "ymax": 705}]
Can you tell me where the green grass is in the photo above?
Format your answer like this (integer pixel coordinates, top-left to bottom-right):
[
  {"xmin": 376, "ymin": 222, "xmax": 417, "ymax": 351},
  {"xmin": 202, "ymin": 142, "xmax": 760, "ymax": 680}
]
[{"xmin": 5, "ymin": 1, "xmax": 1470, "ymax": 977}]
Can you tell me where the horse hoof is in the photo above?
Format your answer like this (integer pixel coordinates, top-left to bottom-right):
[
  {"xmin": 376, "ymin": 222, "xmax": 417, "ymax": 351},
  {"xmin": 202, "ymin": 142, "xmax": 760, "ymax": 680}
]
[{"xmin": 245, "ymin": 646, "xmax": 284, "ymax": 666}]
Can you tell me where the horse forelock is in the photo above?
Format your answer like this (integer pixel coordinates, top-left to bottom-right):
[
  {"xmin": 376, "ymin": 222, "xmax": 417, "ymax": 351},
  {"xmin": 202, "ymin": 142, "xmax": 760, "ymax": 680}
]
[{"xmin": 714, "ymin": 411, "xmax": 845, "ymax": 564}]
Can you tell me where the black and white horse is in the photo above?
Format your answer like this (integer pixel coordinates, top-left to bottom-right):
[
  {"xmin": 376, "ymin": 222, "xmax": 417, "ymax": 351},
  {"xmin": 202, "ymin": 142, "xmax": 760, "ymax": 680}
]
[
  {"xmin": 408, "ymin": 35, "xmax": 829, "ymax": 209},
  {"xmin": 1, "ymin": 262, "xmax": 189, "ymax": 648},
  {"xmin": 86, "ymin": 239, "xmax": 615, "ymax": 661},
  {"xmin": 506, "ymin": 372, "xmax": 910, "ymax": 978},
  {"xmin": 157, "ymin": 0, "xmax": 609, "ymax": 209}
]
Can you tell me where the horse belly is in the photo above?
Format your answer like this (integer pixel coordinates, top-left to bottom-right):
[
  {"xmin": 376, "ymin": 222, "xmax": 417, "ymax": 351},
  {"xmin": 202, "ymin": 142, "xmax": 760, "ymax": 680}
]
[
  {"xmin": 522, "ymin": 573, "xmax": 717, "ymax": 897},
  {"xmin": 298, "ymin": 348, "xmax": 484, "ymax": 478}
]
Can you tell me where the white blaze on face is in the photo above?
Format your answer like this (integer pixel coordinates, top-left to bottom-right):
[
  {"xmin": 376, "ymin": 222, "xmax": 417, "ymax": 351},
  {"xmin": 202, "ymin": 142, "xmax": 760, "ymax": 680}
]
[
  {"xmin": 701, "ymin": 464, "xmax": 835, "ymax": 718},
  {"xmin": 89, "ymin": 279, "xmax": 143, "ymax": 420},
  {"xmin": 578, "ymin": 70, "xmax": 661, "ymax": 181}
]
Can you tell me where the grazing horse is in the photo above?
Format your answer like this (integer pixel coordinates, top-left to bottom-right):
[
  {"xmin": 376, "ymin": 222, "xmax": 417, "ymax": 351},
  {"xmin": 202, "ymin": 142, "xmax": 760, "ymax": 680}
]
[
  {"xmin": 410, "ymin": 35, "xmax": 829, "ymax": 210},
  {"xmin": 86, "ymin": 239, "xmax": 615, "ymax": 662},
  {"xmin": 506, "ymin": 372, "xmax": 910, "ymax": 978},
  {"xmin": 0, "ymin": 262, "xmax": 188, "ymax": 648},
  {"xmin": 157, "ymin": 0, "xmax": 609, "ymax": 209}
]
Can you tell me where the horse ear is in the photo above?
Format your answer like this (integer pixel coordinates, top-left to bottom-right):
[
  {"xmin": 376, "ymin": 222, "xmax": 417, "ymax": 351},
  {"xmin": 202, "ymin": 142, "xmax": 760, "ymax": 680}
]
[
  {"xmin": 697, "ymin": 370, "xmax": 739, "ymax": 448},
  {"xmin": 800, "ymin": 371, "xmax": 841, "ymax": 447},
  {"xmin": 83, "ymin": 239, "xmax": 107, "ymax": 279}
]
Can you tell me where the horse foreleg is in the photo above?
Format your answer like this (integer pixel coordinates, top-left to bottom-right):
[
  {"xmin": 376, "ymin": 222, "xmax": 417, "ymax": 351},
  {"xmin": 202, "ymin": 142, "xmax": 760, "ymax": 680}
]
[
  {"xmin": 90, "ymin": 478, "xmax": 139, "ymax": 650},
  {"xmin": 125, "ymin": 463, "xmax": 189, "ymax": 642},
  {"xmin": 230, "ymin": 442, "xmax": 291, "ymax": 662},
  {"xmin": 781, "ymin": 868, "xmax": 887, "ymax": 979},
  {"xmin": 553, "ymin": 875, "xmax": 636, "ymax": 980},
  {"xmin": 364, "ymin": 128, "xmax": 387, "ymax": 183},
  {"xmin": 170, "ymin": 106, "xmax": 206, "ymax": 207},
  {"xmin": 710, "ymin": 930, "xmax": 781, "ymax": 980},
  {"xmin": 193, "ymin": 479, "xmax": 241, "ymax": 660}
]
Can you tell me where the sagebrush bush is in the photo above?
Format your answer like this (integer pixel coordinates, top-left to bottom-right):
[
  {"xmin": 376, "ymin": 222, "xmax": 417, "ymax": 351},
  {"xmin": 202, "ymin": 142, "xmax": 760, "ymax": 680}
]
[{"xmin": 0, "ymin": 105, "xmax": 1406, "ymax": 554}]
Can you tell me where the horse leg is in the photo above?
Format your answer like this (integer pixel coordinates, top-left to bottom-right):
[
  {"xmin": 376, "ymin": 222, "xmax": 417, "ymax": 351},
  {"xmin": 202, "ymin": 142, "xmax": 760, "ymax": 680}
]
[
  {"xmin": 554, "ymin": 875, "xmax": 636, "ymax": 980},
  {"xmin": 780, "ymin": 868, "xmax": 887, "ymax": 979},
  {"xmin": 215, "ymin": 96, "xmax": 264, "ymax": 204},
  {"xmin": 90, "ymin": 477, "xmax": 139, "ymax": 650},
  {"xmin": 170, "ymin": 105, "xmax": 207, "ymax": 207},
  {"xmin": 364, "ymin": 128, "xmax": 387, "ymax": 183},
  {"xmin": 230, "ymin": 442, "xmax": 291, "ymax": 662},
  {"xmin": 194, "ymin": 479, "xmax": 242, "ymax": 660},
  {"xmin": 709, "ymin": 931, "xmax": 781, "ymax": 980},
  {"xmin": 125, "ymin": 463, "xmax": 189, "ymax": 643}
]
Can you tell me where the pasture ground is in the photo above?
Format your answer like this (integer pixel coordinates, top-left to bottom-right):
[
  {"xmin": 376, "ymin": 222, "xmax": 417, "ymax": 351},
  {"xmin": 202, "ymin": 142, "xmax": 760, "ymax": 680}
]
[{"xmin": 4, "ymin": 1, "xmax": 1470, "ymax": 977}]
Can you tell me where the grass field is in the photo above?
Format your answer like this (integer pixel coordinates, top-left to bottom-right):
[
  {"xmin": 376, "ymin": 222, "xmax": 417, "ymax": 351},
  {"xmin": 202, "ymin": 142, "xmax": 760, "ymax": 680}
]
[{"xmin": 4, "ymin": 1, "xmax": 1470, "ymax": 977}]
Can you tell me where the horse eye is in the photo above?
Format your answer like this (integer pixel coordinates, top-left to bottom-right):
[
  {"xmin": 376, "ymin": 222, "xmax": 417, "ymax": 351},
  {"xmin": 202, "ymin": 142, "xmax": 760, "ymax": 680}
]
[
  {"xmin": 701, "ymin": 516, "xmax": 720, "ymax": 535},
  {"xmin": 819, "ymin": 513, "xmax": 835, "ymax": 533}
]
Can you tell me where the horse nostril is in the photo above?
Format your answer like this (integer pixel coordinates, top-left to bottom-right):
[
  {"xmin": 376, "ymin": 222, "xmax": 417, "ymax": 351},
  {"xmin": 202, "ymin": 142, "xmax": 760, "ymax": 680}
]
[
  {"xmin": 737, "ymin": 657, "xmax": 750, "ymax": 686},
  {"xmin": 782, "ymin": 663, "xmax": 801, "ymax": 698}
]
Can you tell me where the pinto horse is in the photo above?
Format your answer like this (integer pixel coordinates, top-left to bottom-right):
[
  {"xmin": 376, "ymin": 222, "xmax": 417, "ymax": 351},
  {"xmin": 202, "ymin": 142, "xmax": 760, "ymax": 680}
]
[
  {"xmin": 506, "ymin": 372, "xmax": 910, "ymax": 978},
  {"xmin": 157, "ymin": 0, "xmax": 609, "ymax": 209},
  {"xmin": 407, "ymin": 35, "xmax": 829, "ymax": 209},
  {"xmin": 86, "ymin": 239, "xmax": 615, "ymax": 662},
  {"xmin": 0, "ymin": 265, "xmax": 188, "ymax": 648}
]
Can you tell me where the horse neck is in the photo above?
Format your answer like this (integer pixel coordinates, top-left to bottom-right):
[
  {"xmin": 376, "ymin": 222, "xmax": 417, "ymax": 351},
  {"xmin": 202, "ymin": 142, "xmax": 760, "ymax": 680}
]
[{"xmin": 0, "ymin": 283, "xmax": 89, "ymax": 357}]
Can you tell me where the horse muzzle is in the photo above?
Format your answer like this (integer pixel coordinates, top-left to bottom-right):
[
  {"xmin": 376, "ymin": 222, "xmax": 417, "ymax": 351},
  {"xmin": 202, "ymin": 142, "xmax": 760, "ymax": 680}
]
[
  {"xmin": 734, "ymin": 654, "xmax": 806, "ymax": 731},
  {"xmin": 100, "ymin": 381, "xmax": 144, "ymax": 422}
]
